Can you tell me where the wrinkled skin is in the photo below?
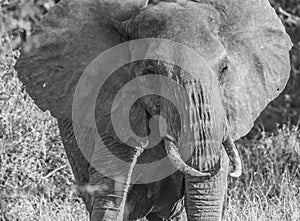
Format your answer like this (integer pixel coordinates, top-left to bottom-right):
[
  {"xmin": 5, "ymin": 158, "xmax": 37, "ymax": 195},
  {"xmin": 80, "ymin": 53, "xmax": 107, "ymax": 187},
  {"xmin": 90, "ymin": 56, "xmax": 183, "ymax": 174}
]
[
  {"xmin": 15, "ymin": 0, "xmax": 292, "ymax": 220},
  {"xmin": 123, "ymin": 5, "xmax": 237, "ymax": 220}
]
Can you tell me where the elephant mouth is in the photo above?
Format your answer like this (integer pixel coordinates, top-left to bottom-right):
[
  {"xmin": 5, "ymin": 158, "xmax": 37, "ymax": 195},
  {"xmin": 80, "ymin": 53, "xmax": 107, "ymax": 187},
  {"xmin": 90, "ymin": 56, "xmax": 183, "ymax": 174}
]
[
  {"xmin": 164, "ymin": 134, "xmax": 211, "ymax": 177},
  {"xmin": 163, "ymin": 132, "xmax": 242, "ymax": 178}
]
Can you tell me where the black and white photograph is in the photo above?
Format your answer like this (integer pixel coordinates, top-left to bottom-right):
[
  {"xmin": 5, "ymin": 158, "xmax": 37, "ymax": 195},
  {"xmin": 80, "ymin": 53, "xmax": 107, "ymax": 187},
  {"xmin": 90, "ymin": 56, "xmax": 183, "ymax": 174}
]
[{"xmin": 1, "ymin": 0, "xmax": 300, "ymax": 220}]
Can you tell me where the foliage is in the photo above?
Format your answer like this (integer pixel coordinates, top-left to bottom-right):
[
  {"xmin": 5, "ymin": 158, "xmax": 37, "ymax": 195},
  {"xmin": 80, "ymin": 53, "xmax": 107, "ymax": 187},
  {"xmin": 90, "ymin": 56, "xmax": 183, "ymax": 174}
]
[{"xmin": 0, "ymin": 0, "xmax": 59, "ymax": 66}]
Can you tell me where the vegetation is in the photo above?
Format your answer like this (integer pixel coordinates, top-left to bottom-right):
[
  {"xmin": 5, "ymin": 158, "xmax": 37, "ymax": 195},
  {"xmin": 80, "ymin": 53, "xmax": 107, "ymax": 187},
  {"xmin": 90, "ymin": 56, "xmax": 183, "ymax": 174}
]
[
  {"xmin": 0, "ymin": 0, "xmax": 300, "ymax": 220},
  {"xmin": 225, "ymin": 126, "xmax": 300, "ymax": 221}
]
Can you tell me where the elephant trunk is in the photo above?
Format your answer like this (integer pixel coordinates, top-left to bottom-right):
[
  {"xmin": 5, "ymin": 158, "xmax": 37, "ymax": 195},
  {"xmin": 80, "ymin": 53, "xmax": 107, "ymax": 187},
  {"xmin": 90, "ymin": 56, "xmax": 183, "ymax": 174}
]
[
  {"xmin": 184, "ymin": 148, "xmax": 229, "ymax": 221},
  {"xmin": 163, "ymin": 131, "xmax": 229, "ymax": 220},
  {"xmin": 160, "ymin": 80, "xmax": 234, "ymax": 220}
]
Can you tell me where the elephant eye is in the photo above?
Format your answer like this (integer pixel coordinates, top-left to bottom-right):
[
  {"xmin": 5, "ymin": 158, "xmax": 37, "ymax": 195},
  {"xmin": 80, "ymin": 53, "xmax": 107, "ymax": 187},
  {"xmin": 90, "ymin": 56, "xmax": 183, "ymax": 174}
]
[
  {"xmin": 220, "ymin": 65, "xmax": 228, "ymax": 82},
  {"xmin": 218, "ymin": 57, "xmax": 228, "ymax": 81},
  {"xmin": 145, "ymin": 62, "xmax": 156, "ymax": 75},
  {"xmin": 221, "ymin": 64, "xmax": 228, "ymax": 73},
  {"xmin": 219, "ymin": 58, "xmax": 228, "ymax": 73}
]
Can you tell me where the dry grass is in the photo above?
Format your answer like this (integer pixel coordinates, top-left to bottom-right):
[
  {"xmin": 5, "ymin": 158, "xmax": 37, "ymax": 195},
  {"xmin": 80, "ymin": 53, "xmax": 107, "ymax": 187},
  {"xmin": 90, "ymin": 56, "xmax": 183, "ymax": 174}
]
[
  {"xmin": 0, "ymin": 63, "xmax": 88, "ymax": 220},
  {"xmin": 224, "ymin": 126, "xmax": 300, "ymax": 221},
  {"xmin": 1, "ymin": 64, "xmax": 300, "ymax": 220}
]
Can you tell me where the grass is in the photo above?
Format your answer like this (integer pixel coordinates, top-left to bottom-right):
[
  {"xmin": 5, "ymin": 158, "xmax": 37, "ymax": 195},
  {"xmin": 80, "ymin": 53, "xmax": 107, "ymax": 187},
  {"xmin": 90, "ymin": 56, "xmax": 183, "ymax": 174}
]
[
  {"xmin": 1, "ymin": 61, "xmax": 300, "ymax": 220},
  {"xmin": 224, "ymin": 126, "xmax": 300, "ymax": 221},
  {"xmin": 0, "ymin": 60, "xmax": 89, "ymax": 220}
]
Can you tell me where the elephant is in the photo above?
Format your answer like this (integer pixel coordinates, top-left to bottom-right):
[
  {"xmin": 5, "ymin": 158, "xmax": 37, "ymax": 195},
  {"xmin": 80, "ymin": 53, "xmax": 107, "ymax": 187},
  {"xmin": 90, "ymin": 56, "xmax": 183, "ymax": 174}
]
[{"xmin": 15, "ymin": 0, "xmax": 292, "ymax": 220}]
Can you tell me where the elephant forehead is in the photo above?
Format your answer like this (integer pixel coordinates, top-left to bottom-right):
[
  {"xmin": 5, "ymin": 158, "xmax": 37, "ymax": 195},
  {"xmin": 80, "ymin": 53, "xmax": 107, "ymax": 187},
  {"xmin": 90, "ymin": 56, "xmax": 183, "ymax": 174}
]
[
  {"xmin": 100, "ymin": 0, "xmax": 148, "ymax": 21},
  {"xmin": 134, "ymin": 2, "xmax": 226, "ymax": 66}
]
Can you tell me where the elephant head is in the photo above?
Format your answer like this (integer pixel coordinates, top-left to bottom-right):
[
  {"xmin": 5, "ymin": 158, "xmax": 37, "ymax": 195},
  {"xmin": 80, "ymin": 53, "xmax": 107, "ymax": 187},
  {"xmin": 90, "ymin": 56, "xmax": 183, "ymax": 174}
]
[{"xmin": 15, "ymin": 0, "xmax": 292, "ymax": 220}]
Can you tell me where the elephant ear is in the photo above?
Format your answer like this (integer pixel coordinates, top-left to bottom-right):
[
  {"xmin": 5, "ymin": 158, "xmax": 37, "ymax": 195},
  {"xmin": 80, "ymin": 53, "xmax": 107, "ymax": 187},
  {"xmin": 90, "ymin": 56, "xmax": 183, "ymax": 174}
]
[
  {"xmin": 15, "ymin": 0, "xmax": 148, "ymax": 121},
  {"xmin": 221, "ymin": 0, "xmax": 293, "ymax": 140}
]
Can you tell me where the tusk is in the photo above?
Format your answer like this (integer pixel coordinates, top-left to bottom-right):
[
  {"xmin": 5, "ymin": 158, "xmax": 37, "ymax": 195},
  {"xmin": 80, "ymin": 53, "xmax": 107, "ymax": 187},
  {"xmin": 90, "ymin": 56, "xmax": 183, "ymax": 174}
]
[
  {"xmin": 142, "ymin": 0, "xmax": 149, "ymax": 8},
  {"xmin": 117, "ymin": 146, "xmax": 144, "ymax": 220},
  {"xmin": 222, "ymin": 135, "xmax": 242, "ymax": 178},
  {"xmin": 164, "ymin": 135, "xmax": 210, "ymax": 177},
  {"xmin": 140, "ymin": 139, "xmax": 149, "ymax": 148}
]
